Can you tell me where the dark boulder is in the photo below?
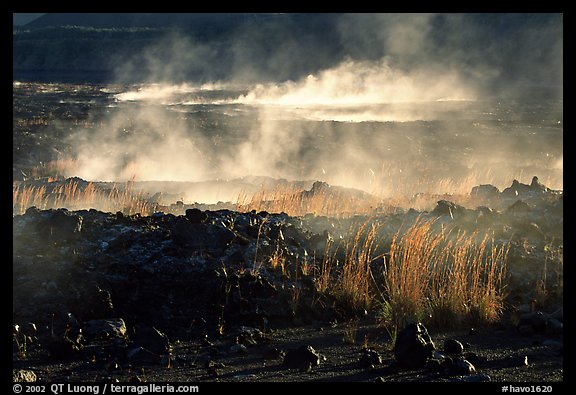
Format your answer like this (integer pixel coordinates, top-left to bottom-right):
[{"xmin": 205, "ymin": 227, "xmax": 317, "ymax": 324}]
[
  {"xmin": 37, "ymin": 209, "xmax": 83, "ymax": 241},
  {"xmin": 283, "ymin": 345, "xmax": 322, "ymax": 370},
  {"xmin": 132, "ymin": 326, "xmax": 172, "ymax": 355},
  {"xmin": 84, "ymin": 318, "xmax": 127, "ymax": 341},
  {"xmin": 470, "ymin": 184, "xmax": 500, "ymax": 200},
  {"xmin": 359, "ymin": 348, "xmax": 383, "ymax": 368},
  {"xmin": 502, "ymin": 179, "xmax": 532, "ymax": 199},
  {"xmin": 185, "ymin": 208, "xmax": 208, "ymax": 224},
  {"xmin": 444, "ymin": 338, "xmax": 464, "ymax": 355},
  {"xmin": 431, "ymin": 200, "xmax": 466, "ymax": 219},
  {"xmin": 46, "ymin": 336, "xmax": 83, "ymax": 361},
  {"xmin": 394, "ymin": 322, "xmax": 436, "ymax": 369},
  {"xmin": 506, "ymin": 200, "xmax": 531, "ymax": 214},
  {"xmin": 171, "ymin": 217, "xmax": 235, "ymax": 251},
  {"xmin": 443, "ymin": 357, "xmax": 477, "ymax": 375},
  {"xmin": 262, "ymin": 347, "xmax": 286, "ymax": 360}
]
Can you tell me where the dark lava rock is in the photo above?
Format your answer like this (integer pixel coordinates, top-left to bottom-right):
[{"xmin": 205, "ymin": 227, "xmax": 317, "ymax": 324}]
[
  {"xmin": 172, "ymin": 217, "xmax": 234, "ymax": 251},
  {"xmin": 443, "ymin": 357, "xmax": 476, "ymax": 375},
  {"xmin": 46, "ymin": 336, "xmax": 83, "ymax": 361},
  {"xmin": 262, "ymin": 347, "xmax": 286, "ymax": 360},
  {"xmin": 470, "ymin": 184, "xmax": 500, "ymax": 200},
  {"xmin": 431, "ymin": 200, "xmax": 466, "ymax": 219},
  {"xmin": 444, "ymin": 338, "xmax": 464, "ymax": 355},
  {"xmin": 37, "ymin": 209, "xmax": 83, "ymax": 240},
  {"xmin": 359, "ymin": 348, "xmax": 382, "ymax": 368},
  {"xmin": 453, "ymin": 358, "xmax": 476, "ymax": 375},
  {"xmin": 394, "ymin": 322, "xmax": 436, "ymax": 369},
  {"xmin": 236, "ymin": 326, "xmax": 267, "ymax": 347},
  {"xmin": 464, "ymin": 352, "xmax": 487, "ymax": 368},
  {"xmin": 132, "ymin": 326, "xmax": 172, "ymax": 355},
  {"xmin": 547, "ymin": 318, "xmax": 563, "ymax": 335},
  {"xmin": 529, "ymin": 176, "xmax": 548, "ymax": 191},
  {"xmin": 517, "ymin": 311, "xmax": 548, "ymax": 334},
  {"xmin": 85, "ymin": 318, "xmax": 127, "ymax": 341},
  {"xmin": 502, "ymin": 179, "xmax": 532, "ymax": 199},
  {"xmin": 426, "ymin": 358, "xmax": 442, "ymax": 372},
  {"xmin": 185, "ymin": 208, "xmax": 208, "ymax": 224},
  {"xmin": 506, "ymin": 199, "xmax": 531, "ymax": 214},
  {"xmin": 283, "ymin": 345, "xmax": 321, "ymax": 369}
]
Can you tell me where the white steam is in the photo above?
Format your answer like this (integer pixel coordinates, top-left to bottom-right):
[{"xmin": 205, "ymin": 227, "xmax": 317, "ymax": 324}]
[{"xmin": 59, "ymin": 13, "xmax": 562, "ymax": 202}]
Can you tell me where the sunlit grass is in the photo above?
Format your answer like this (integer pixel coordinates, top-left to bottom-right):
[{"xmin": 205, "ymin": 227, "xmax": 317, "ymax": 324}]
[
  {"xmin": 13, "ymin": 177, "xmax": 156, "ymax": 216},
  {"xmin": 379, "ymin": 217, "xmax": 508, "ymax": 330},
  {"xmin": 235, "ymin": 184, "xmax": 380, "ymax": 218}
]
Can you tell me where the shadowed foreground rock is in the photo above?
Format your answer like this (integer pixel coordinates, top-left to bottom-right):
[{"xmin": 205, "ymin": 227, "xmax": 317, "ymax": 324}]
[
  {"xmin": 283, "ymin": 345, "xmax": 322, "ymax": 370},
  {"xmin": 394, "ymin": 323, "xmax": 436, "ymax": 369}
]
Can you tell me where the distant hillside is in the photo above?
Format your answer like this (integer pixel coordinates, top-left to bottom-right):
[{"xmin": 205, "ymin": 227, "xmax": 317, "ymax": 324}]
[
  {"xmin": 13, "ymin": 13, "xmax": 344, "ymax": 83},
  {"xmin": 13, "ymin": 13, "xmax": 562, "ymax": 91},
  {"xmin": 13, "ymin": 13, "xmax": 45, "ymax": 26},
  {"xmin": 25, "ymin": 13, "xmax": 276, "ymax": 34}
]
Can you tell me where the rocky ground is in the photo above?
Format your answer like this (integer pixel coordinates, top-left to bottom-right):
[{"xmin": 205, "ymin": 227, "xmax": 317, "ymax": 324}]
[{"xmin": 13, "ymin": 176, "xmax": 563, "ymax": 383}]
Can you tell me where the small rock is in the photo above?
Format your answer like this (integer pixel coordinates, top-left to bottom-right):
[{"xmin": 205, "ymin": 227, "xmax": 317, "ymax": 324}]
[
  {"xmin": 471, "ymin": 184, "xmax": 500, "ymax": 200},
  {"xmin": 359, "ymin": 348, "xmax": 382, "ymax": 368},
  {"xmin": 85, "ymin": 318, "xmax": 127, "ymax": 340},
  {"xmin": 205, "ymin": 360, "xmax": 226, "ymax": 369},
  {"xmin": 46, "ymin": 337, "xmax": 83, "ymax": 361},
  {"xmin": 283, "ymin": 345, "xmax": 321, "ymax": 369},
  {"xmin": 185, "ymin": 208, "xmax": 207, "ymax": 224},
  {"xmin": 133, "ymin": 326, "xmax": 171, "ymax": 355},
  {"xmin": 547, "ymin": 318, "xmax": 563, "ymax": 335},
  {"xmin": 444, "ymin": 338, "xmax": 464, "ymax": 354},
  {"xmin": 449, "ymin": 358, "xmax": 476, "ymax": 375},
  {"xmin": 230, "ymin": 344, "xmax": 248, "ymax": 354},
  {"xmin": 431, "ymin": 200, "xmax": 466, "ymax": 219},
  {"xmin": 394, "ymin": 322, "xmax": 436, "ymax": 369},
  {"xmin": 464, "ymin": 352, "xmax": 486, "ymax": 368},
  {"xmin": 38, "ymin": 209, "xmax": 83, "ymax": 240},
  {"xmin": 517, "ymin": 312, "xmax": 547, "ymax": 334}
]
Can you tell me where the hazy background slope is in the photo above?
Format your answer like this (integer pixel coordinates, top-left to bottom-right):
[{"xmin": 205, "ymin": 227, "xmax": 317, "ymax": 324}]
[{"xmin": 13, "ymin": 12, "xmax": 562, "ymax": 98}]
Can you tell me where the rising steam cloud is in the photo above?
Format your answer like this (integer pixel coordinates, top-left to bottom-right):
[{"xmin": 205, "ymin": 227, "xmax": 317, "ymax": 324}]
[{"xmin": 62, "ymin": 13, "xmax": 563, "ymax": 201}]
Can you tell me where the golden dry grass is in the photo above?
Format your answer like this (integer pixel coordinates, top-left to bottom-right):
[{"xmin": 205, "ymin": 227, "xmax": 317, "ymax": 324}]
[
  {"xmin": 380, "ymin": 217, "xmax": 508, "ymax": 330},
  {"xmin": 13, "ymin": 177, "xmax": 156, "ymax": 216},
  {"xmin": 235, "ymin": 184, "xmax": 380, "ymax": 218}
]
